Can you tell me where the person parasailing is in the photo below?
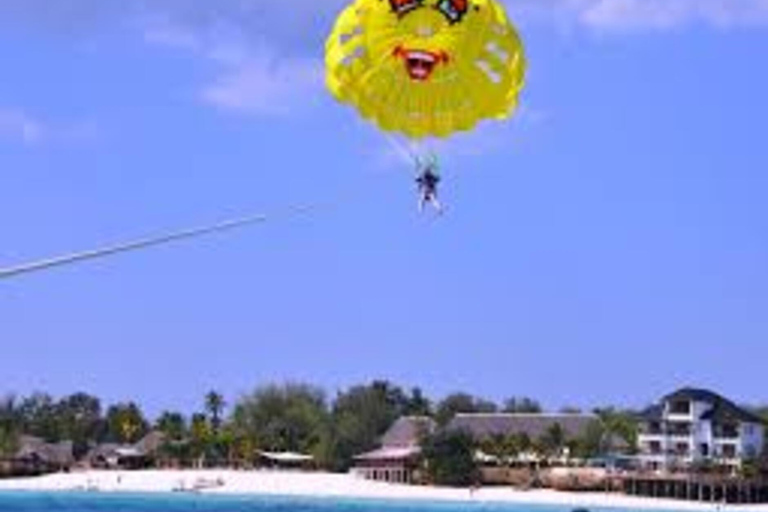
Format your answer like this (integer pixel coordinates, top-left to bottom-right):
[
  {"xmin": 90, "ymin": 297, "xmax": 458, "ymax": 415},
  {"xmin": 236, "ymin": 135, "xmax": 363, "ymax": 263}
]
[
  {"xmin": 415, "ymin": 154, "xmax": 443, "ymax": 213},
  {"xmin": 325, "ymin": 0, "xmax": 527, "ymax": 214}
]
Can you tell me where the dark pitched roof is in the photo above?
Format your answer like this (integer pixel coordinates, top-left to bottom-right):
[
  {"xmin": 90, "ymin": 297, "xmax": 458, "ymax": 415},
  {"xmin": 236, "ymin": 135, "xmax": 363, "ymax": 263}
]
[
  {"xmin": 85, "ymin": 443, "xmax": 120, "ymax": 461},
  {"xmin": 639, "ymin": 404, "xmax": 663, "ymax": 422},
  {"xmin": 380, "ymin": 416, "xmax": 436, "ymax": 447},
  {"xmin": 16, "ymin": 436, "xmax": 74, "ymax": 467},
  {"xmin": 664, "ymin": 388, "xmax": 726, "ymax": 404},
  {"xmin": 700, "ymin": 403, "xmax": 765, "ymax": 425},
  {"xmin": 446, "ymin": 413, "xmax": 598, "ymax": 440},
  {"xmin": 664, "ymin": 388, "xmax": 765, "ymax": 425}
]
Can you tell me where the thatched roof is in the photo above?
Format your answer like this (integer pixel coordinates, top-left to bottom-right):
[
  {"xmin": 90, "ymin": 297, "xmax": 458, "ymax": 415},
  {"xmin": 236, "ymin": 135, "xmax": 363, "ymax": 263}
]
[
  {"xmin": 446, "ymin": 413, "xmax": 598, "ymax": 440},
  {"xmin": 380, "ymin": 416, "xmax": 436, "ymax": 447},
  {"xmin": 85, "ymin": 443, "xmax": 120, "ymax": 461},
  {"xmin": 133, "ymin": 431, "xmax": 166, "ymax": 455},
  {"xmin": 85, "ymin": 431, "xmax": 166, "ymax": 462},
  {"xmin": 15, "ymin": 436, "xmax": 74, "ymax": 467}
]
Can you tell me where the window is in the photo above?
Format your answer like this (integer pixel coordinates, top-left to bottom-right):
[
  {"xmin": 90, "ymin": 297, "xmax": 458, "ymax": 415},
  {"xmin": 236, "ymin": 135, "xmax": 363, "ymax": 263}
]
[
  {"xmin": 646, "ymin": 422, "xmax": 662, "ymax": 435},
  {"xmin": 669, "ymin": 400, "xmax": 691, "ymax": 414},
  {"xmin": 699, "ymin": 443, "xmax": 709, "ymax": 457}
]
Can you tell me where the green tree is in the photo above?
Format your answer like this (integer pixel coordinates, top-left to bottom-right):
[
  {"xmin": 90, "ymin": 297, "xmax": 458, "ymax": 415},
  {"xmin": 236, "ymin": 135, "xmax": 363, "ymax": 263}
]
[
  {"xmin": 215, "ymin": 424, "xmax": 237, "ymax": 467},
  {"xmin": 56, "ymin": 392, "xmax": 103, "ymax": 458},
  {"xmin": 422, "ymin": 430, "xmax": 479, "ymax": 487},
  {"xmin": 155, "ymin": 411, "xmax": 187, "ymax": 441},
  {"xmin": 232, "ymin": 383, "xmax": 328, "ymax": 455},
  {"xmin": 327, "ymin": 380, "xmax": 411, "ymax": 470},
  {"xmin": 18, "ymin": 393, "xmax": 59, "ymax": 441},
  {"xmin": 572, "ymin": 419, "xmax": 606, "ymax": 459},
  {"xmin": 105, "ymin": 402, "xmax": 148, "ymax": 443},
  {"xmin": 477, "ymin": 433, "xmax": 505, "ymax": 460},
  {"xmin": 404, "ymin": 387, "xmax": 432, "ymax": 416},
  {"xmin": 538, "ymin": 422, "xmax": 566, "ymax": 459},
  {"xmin": 0, "ymin": 396, "xmax": 21, "ymax": 458},
  {"xmin": 190, "ymin": 413, "xmax": 212, "ymax": 467},
  {"xmin": 155, "ymin": 412, "xmax": 190, "ymax": 466},
  {"xmin": 503, "ymin": 397, "xmax": 543, "ymax": 413},
  {"xmin": 435, "ymin": 393, "xmax": 497, "ymax": 426},
  {"xmin": 205, "ymin": 391, "xmax": 226, "ymax": 433},
  {"xmin": 594, "ymin": 407, "xmax": 639, "ymax": 454}
]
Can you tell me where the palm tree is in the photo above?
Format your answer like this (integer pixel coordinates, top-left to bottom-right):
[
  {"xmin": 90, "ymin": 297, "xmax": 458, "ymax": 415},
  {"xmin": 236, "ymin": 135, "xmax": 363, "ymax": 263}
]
[
  {"xmin": 190, "ymin": 413, "xmax": 212, "ymax": 468},
  {"xmin": 538, "ymin": 423, "xmax": 566, "ymax": 462},
  {"xmin": 120, "ymin": 419, "xmax": 140, "ymax": 443},
  {"xmin": 205, "ymin": 391, "xmax": 226, "ymax": 433}
]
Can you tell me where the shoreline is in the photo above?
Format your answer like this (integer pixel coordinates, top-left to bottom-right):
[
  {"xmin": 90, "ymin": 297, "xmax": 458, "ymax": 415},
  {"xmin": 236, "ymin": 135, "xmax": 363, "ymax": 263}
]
[{"xmin": 0, "ymin": 470, "xmax": 765, "ymax": 511}]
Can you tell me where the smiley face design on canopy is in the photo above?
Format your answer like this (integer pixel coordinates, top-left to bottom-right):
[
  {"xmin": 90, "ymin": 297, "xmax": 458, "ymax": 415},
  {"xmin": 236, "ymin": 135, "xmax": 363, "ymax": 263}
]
[{"xmin": 325, "ymin": 0, "xmax": 526, "ymax": 139}]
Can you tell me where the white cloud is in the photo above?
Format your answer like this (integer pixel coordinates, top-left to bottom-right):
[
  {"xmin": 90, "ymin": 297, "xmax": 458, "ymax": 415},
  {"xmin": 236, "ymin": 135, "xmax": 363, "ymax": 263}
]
[
  {"xmin": 0, "ymin": 109, "xmax": 100, "ymax": 147},
  {"xmin": 142, "ymin": 23, "xmax": 201, "ymax": 51},
  {"xmin": 141, "ymin": 14, "xmax": 325, "ymax": 117},
  {"xmin": 201, "ymin": 54, "xmax": 322, "ymax": 115},
  {"xmin": 2, "ymin": 0, "xmax": 767, "ymax": 126}
]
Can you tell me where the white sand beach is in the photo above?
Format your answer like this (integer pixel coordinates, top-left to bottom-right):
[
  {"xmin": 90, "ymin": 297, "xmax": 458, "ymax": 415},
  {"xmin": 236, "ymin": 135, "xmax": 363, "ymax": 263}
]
[{"xmin": 0, "ymin": 470, "xmax": 765, "ymax": 512}]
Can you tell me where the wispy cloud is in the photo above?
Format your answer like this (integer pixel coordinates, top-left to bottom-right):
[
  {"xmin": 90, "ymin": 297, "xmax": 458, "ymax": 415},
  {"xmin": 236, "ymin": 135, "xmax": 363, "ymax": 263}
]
[
  {"xmin": 2, "ymin": 0, "xmax": 767, "ymax": 125},
  {"xmin": 200, "ymin": 55, "xmax": 322, "ymax": 115},
  {"xmin": 141, "ymin": 14, "xmax": 324, "ymax": 116},
  {"xmin": 0, "ymin": 109, "xmax": 44, "ymax": 145},
  {"xmin": 0, "ymin": 109, "xmax": 99, "ymax": 147}
]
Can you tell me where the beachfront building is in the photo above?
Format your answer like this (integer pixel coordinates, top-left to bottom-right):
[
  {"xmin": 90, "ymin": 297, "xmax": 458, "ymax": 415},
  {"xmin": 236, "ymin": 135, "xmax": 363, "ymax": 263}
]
[
  {"xmin": 637, "ymin": 388, "xmax": 765, "ymax": 471},
  {"xmin": 86, "ymin": 431, "xmax": 166, "ymax": 470},
  {"xmin": 7, "ymin": 436, "xmax": 75, "ymax": 475},
  {"xmin": 447, "ymin": 412, "xmax": 600, "ymax": 464},
  {"xmin": 352, "ymin": 416, "xmax": 436, "ymax": 484}
]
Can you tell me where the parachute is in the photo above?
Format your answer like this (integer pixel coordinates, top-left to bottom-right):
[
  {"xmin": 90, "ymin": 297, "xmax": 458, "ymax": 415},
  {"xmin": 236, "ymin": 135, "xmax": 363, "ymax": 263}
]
[{"xmin": 325, "ymin": 0, "xmax": 527, "ymax": 141}]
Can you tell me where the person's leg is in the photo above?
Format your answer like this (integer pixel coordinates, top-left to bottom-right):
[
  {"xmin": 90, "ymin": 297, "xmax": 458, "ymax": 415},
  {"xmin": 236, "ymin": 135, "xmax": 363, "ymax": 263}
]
[
  {"xmin": 426, "ymin": 191, "xmax": 442, "ymax": 213},
  {"xmin": 431, "ymin": 195, "xmax": 443, "ymax": 214}
]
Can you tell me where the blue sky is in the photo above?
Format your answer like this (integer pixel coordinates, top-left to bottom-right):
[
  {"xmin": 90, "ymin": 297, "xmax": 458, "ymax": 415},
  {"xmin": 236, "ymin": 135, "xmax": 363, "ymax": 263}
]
[{"xmin": 1, "ymin": 0, "xmax": 768, "ymax": 418}]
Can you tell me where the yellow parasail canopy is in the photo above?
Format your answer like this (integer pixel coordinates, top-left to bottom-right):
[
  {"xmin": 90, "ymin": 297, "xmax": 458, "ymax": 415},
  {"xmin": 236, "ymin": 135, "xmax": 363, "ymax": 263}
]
[{"xmin": 325, "ymin": 0, "xmax": 527, "ymax": 139}]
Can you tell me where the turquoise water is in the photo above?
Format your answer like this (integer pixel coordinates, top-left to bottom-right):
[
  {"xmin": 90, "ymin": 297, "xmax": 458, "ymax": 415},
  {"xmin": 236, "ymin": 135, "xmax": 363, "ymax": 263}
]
[{"xmin": 0, "ymin": 493, "xmax": 747, "ymax": 512}]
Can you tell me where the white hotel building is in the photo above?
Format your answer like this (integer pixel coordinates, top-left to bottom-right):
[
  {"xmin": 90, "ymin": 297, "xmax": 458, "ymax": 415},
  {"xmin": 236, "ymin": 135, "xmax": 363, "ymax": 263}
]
[{"xmin": 638, "ymin": 388, "xmax": 765, "ymax": 471}]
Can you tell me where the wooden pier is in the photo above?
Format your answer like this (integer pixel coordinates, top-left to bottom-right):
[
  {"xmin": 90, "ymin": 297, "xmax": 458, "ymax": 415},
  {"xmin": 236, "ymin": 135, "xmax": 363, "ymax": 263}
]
[{"xmin": 619, "ymin": 474, "xmax": 768, "ymax": 504}]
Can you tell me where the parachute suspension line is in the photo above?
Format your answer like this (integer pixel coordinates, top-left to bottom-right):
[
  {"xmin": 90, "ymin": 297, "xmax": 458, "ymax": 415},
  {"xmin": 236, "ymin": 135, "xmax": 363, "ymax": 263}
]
[
  {"xmin": 383, "ymin": 132, "xmax": 420, "ymax": 169},
  {"xmin": 382, "ymin": 133, "xmax": 442, "ymax": 178}
]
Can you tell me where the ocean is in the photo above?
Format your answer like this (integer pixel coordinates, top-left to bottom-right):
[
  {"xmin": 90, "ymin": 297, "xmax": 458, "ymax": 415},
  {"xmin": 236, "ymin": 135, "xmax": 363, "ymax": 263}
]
[{"xmin": 0, "ymin": 493, "xmax": 735, "ymax": 512}]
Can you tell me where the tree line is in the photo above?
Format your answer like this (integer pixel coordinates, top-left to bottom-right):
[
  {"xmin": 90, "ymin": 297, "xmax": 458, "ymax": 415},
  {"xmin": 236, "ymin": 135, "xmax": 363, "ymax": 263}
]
[{"xmin": 2, "ymin": 381, "xmax": 765, "ymax": 475}]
